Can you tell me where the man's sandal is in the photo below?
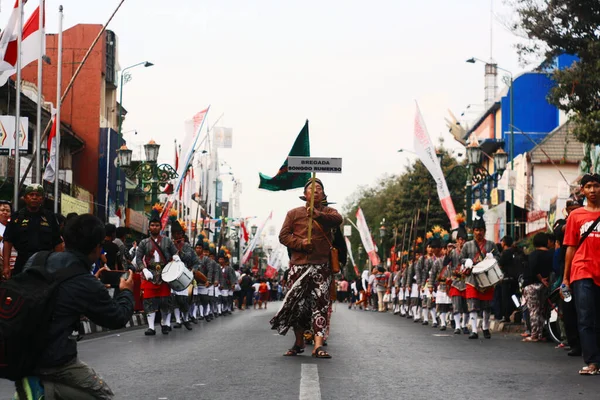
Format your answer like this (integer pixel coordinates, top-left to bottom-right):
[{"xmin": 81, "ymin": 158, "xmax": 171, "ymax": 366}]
[
  {"xmin": 312, "ymin": 346, "xmax": 332, "ymax": 359},
  {"xmin": 579, "ymin": 365, "xmax": 600, "ymax": 375},
  {"xmin": 283, "ymin": 344, "xmax": 305, "ymax": 356}
]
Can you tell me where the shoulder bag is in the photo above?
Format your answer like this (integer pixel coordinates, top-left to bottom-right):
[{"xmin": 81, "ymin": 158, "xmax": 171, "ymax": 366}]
[{"xmin": 313, "ymin": 221, "xmax": 340, "ymax": 274}]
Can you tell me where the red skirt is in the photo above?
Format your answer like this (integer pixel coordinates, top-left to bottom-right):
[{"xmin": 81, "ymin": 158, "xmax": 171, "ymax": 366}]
[
  {"xmin": 449, "ymin": 287, "xmax": 466, "ymax": 298},
  {"xmin": 466, "ymin": 284, "xmax": 494, "ymax": 301},
  {"xmin": 141, "ymin": 279, "xmax": 171, "ymax": 299}
]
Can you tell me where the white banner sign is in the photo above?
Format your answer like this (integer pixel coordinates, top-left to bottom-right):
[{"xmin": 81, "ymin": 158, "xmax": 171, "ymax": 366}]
[
  {"xmin": 213, "ymin": 127, "xmax": 233, "ymax": 148},
  {"xmin": 0, "ymin": 116, "xmax": 29, "ymax": 155},
  {"xmin": 287, "ymin": 157, "xmax": 342, "ymax": 173},
  {"xmin": 343, "ymin": 225, "xmax": 352, "ymax": 237},
  {"xmin": 413, "ymin": 103, "xmax": 457, "ymax": 229}
]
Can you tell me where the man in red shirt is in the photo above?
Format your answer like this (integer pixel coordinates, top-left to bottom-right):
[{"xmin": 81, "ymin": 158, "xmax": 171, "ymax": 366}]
[{"xmin": 563, "ymin": 173, "xmax": 600, "ymax": 375}]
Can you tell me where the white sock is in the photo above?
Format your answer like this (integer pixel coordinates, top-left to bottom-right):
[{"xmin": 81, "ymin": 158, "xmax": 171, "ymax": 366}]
[
  {"xmin": 430, "ymin": 309, "xmax": 437, "ymax": 323},
  {"xmin": 174, "ymin": 309, "xmax": 182, "ymax": 324},
  {"xmin": 412, "ymin": 306, "xmax": 417, "ymax": 318},
  {"xmin": 218, "ymin": 303, "xmax": 222, "ymax": 314},
  {"xmin": 440, "ymin": 312, "xmax": 447, "ymax": 326},
  {"xmin": 190, "ymin": 305, "xmax": 196, "ymax": 318},
  {"xmin": 462, "ymin": 313, "xmax": 469, "ymax": 328},
  {"xmin": 147, "ymin": 312, "xmax": 156, "ymax": 331},
  {"xmin": 453, "ymin": 313, "xmax": 461, "ymax": 329},
  {"xmin": 482, "ymin": 310, "xmax": 490, "ymax": 330},
  {"xmin": 470, "ymin": 311, "xmax": 478, "ymax": 333},
  {"xmin": 162, "ymin": 312, "xmax": 171, "ymax": 326},
  {"xmin": 422, "ymin": 308, "xmax": 428, "ymax": 322}
]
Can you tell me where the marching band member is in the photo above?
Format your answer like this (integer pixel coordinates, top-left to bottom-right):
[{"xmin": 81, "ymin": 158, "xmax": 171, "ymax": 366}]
[
  {"xmin": 417, "ymin": 243, "xmax": 434, "ymax": 325},
  {"xmin": 170, "ymin": 221, "xmax": 206, "ymax": 330},
  {"xmin": 449, "ymin": 217, "xmax": 470, "ymax": 335},
  {"xmin": 135, "ymin": 210, "xmax": 179, "ymax": 336},
  {"xmin": 460, "ymin": 202, "xmax": 498, "ymax": 339},
  {"xmin": 207, "ymin": 243, "xmax": 221, "ymax": 319}
]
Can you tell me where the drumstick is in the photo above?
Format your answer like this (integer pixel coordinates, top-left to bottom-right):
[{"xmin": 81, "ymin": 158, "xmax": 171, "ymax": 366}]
[{"xmin": 194, "ymin": 270, "xmax": 208, "ymax": 284}]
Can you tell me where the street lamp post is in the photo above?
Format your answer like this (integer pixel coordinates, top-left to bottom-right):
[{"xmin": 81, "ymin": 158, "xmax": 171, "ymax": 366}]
[
  {"xmin": 118, "ymin": 61, "xmax": 154, "ymax": 138},
  {"xmin": 117, "ymin": 140, "xmax": 178, "ymax": 208},
  {"xmin": 467, "ymin": 57, "xmax": 515, "ymax": 237},
  {"xmin": 358, "ymin": 244, "xmax": 363, "ymax": 270}
]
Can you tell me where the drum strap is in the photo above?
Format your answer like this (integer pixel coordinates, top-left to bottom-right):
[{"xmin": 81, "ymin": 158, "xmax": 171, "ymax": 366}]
[
  {"xmin": 150, "ymin": 237, "xmax": 168, "ymax": 264},
  {"xmin": 474, "ymin": 241, "xmax": 487, "ymax": 263}
]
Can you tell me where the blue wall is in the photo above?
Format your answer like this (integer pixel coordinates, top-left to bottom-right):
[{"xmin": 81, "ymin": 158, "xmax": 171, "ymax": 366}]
[
  {"xmin": 98, "ymin": 128, "xmax": 126, "ymax": 221},
  {"xmin": 501, "ymin": 73, "xmax": 558, "ymax": 160}
]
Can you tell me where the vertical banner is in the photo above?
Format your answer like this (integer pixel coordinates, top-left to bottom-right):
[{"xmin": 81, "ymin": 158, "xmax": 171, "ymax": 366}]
[
  {"xmin": 413, "ymin": 102, "xmax": 458, "ymax": 229},
  {"xmin": 175, "ymin": 107, "xmax": 209, "ymax": 194},
  {"xmin": 241, "ymin": 211, "xmax": 273, "ymax": 264},
  {"xmin": 344, "ymin": 237, "xmax": 360, "ymax": 276},
  {"xmin": 355, "ymin": 207, "xmax": 380, "ymax": 266}
]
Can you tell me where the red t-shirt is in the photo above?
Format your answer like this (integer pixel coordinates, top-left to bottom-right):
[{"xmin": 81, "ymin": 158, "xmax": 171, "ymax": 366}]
[
  {"xmin": 258, "ymin": 283, "xmax": 268, "ymax": 293},
  {"xmin": 563, "ymin": 208, "xmax": 600, "ymax": 286}
]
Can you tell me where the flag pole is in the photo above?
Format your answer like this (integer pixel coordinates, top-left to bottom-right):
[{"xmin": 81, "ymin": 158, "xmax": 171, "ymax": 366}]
[
  {"xmin": 21, "ymin": 0, "xmax": 127, "ymax": 188},
  {"xmin": 13, "ymin": 0, "xmax": 24, "ymax": 209},
  {"xmin": 54, "ymin": 5, "xmax": 62, "ymax": 214},
  {"xmin": 423, "ymin": 196, "xmax": 431, "ymax": 240},
  {"xmin": 35, "ymin": 0, "xmax": 44, "ymax": 183},
  {"xmin": 306, "ymin": 172, "xmax": 316, "ymax": 243}
]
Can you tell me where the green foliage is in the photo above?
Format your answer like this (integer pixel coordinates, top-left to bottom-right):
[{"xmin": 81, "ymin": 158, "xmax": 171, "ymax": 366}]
[
  {"xmin": 343, "ymin": 148, "xmax": 466, "ymax": 270},
  {"xmin": 511, "ymin": 0, "xmax": 600, "ymax": 144}
]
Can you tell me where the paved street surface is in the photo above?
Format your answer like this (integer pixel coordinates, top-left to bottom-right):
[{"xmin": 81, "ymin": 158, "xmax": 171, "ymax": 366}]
[{"xmin": 0, "ymin": 305, "xmax": 596, "ymax": 400}]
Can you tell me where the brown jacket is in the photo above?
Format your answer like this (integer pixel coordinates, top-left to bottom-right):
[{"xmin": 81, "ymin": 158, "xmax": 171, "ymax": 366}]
[{"xmin": 279, "ymin": 204, "xmax": 343, "ymax": 266}]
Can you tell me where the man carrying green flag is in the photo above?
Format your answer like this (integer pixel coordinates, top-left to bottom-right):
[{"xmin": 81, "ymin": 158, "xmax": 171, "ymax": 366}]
[{"xmin": 258, "ymin": 120, "xmax": 310, "ymax": 191}]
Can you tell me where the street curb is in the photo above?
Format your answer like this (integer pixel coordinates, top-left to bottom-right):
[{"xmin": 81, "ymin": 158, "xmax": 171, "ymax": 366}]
[{"xmin": 80, "ymin": 313, "xmax": 146, "ymax": 335}]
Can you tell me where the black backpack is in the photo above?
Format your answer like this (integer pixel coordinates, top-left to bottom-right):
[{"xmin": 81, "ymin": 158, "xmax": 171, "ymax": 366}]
[{"xmin": 0, "ymin": 251, "xmax": 87, "ymax": 381}]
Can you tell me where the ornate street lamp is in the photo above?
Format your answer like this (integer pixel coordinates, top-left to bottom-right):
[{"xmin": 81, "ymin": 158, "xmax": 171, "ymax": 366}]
[
  {"xmin": 493, "ymin": 148, "xmax": 508, "ymax": 175},
  {"xmin": 117, "ymin": 145, "xmax": 132, "ymax": 168},
  {"xmin": 144, "ymin": 140, "xmax": 160, "ymax": 163}
]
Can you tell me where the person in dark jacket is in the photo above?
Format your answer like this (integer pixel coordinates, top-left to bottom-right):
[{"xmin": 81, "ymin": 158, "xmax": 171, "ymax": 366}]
[{"xmin": 30, "ymin": 214, "xmax": 135, "ymax": 399}]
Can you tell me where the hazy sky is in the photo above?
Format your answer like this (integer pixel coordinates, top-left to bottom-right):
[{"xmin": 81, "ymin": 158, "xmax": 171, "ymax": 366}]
[{"xmin": 3, "ymin": 0, "xmax": 534, "ymax": 245}]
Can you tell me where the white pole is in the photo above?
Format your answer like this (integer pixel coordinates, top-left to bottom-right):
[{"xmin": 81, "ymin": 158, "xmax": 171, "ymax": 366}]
[
  {"xmin": 13, "ymin": 0, "xmax": 24, "ymax": 209},
  {"xmin": 35, "ymin": 0, "xmax": 45, "ymax": 183},
  {"xmin": 54, "ymin": 5, "xmax": 63, "ymax": 214}
]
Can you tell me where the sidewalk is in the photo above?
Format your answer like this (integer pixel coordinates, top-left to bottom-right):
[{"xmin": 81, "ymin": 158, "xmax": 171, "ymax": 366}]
[{"xmin": 79, "ymin": 312, "xmax": 147, "ymax": 335}]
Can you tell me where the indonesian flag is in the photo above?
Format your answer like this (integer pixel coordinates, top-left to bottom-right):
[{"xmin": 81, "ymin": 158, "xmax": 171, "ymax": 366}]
[
  {"xmin": 0, "ymin": 1, "xmax": 45, "ymax": 86},
  {"xmin": 356, "ymin": 207, "xmax": 380, "ymax": 266},
  {"xmin": 42, "ymin": 114, "xmax": 56, "ymax": 183}
]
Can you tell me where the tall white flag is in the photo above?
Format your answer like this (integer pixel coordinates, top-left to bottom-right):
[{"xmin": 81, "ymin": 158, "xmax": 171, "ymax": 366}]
[
  {"xmin": 241, "ymin": 211, "xmax": 273, "ymax": 265},
  {"xmin": 356, "ymin": 207, "xmax": 380, "ymax": 266},
  {"xmin": 413, "ymin": 102, "xmax": 458, "ymax": 229}
]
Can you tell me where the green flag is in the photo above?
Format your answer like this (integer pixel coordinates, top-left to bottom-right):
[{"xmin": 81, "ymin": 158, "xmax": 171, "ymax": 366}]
[{"xmin": 258, "ymin": 120, "xmax": 310, "ymax": 191}]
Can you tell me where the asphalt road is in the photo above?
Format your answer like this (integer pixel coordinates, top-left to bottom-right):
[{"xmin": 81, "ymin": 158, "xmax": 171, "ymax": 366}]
[{"xmin": 0, "ymin": 304, "xmax": 597, "ymax": 400}]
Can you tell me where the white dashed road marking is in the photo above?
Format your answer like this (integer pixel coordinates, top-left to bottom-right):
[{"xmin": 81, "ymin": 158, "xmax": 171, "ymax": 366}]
[{"xmin": 299, "ymin": 364, "xmax": 321, "ymax": 400}]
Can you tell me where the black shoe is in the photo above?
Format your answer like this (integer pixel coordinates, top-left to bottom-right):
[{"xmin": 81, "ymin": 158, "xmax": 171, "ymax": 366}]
[
  {"xmin": 422, "ymin": 321, "xmax": 429, "ymax": 326},
  {"xmin": 468, "ymin": 332, "xmax": 479, "ymax": 339},
  {"xmin": 161, "ymin": 325, "xmax": 169, "ymax": 335},
  {"xmin": 167, "ymin": 326, "xmax": 172, "ymax": 332},
  {"xmin": 462, "ymin": 327, "xmax": 470, "ymax": 334},
  {"xmin": 567, "ymin": 348, "xmax": 582, "ymax": 357},
  {"xmin": 407, "ymin": 315, "xmax": 413, "ymax": 319},
  {"xmin": 190, "ymin": 317, "xmax": 198, "ymax": 324},
  {"xmin": 205, "ymin": 316, "xmax": 212, "ymax": 322},
  {"xmin": 432, "ymin": 323, "xmax": 438, "ymax": 328},
  {"xmin": 144, "ymin": 328, "xmax": 156, "ymax": 336},
  {"xmin": 440, "ymin": 326, "xmax": 447, "ymax": 331},
  {"xmin": 173, "ymin": 323, "xmax": 182, "ymax": 329},
  {"xmin": 454, "ymin": 329, "xmax": 461, "ymax": 335},
  {"xmin": 183, "ymin": 321, "xmax": 193, "ymax": 331},
  {"xmin": 483, "ymin": 329, "xmax": 491, "ymax": 339},
  {"xmin": 198, "ymin": 316, "xmax": 205, "ymax": 321},
  {"xmin": 413, "ymin": 319, "xmax": 421, "ymax": 323}
]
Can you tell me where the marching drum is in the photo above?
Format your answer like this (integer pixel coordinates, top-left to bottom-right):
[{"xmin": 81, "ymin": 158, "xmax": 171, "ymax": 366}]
[
  {"xmin": 472, "ymin": 258, "xmax": 504, "ymax": 289},
  {"xmin": 161, "ymin": 260, "xmax": 193, "ymax": 291}
]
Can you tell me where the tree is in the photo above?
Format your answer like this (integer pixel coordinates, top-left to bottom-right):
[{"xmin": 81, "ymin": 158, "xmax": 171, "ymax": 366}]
[
  {"xmin": 511, "ymin": 0, "xmax": 600, "ymax": 144},
  {"xmin": 343, "ymin": 148, "xmax": 466, "ymax": 271}
]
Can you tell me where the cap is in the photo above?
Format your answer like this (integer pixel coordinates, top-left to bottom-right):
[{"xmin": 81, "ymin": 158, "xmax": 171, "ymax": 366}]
[{"xmin": 23, "ymin": 184, "xmax": 43, "ymax": 196}]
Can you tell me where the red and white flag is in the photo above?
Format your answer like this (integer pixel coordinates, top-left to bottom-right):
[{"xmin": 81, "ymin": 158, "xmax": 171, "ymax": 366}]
[
  {"xmin": 356, "ymin": 207, "xmax": 380, "ymax": 266},
  {"xmin": 413, "ymin": 102, "xmax": 458, "ymax": 229},
  {"xmin": 241, "ymin": 211, "xmax": 272, "ymax": 265},
  {"xmin": 42, "ymin": 114, "xmax": 56, "ymax": 182},
  {"xmin": 240, "ymin": 219, "xmax": 250, "ymax": 243},
  {"xmin": 0, "ymin": 1, "xmax": 45, "ymax": 86}
]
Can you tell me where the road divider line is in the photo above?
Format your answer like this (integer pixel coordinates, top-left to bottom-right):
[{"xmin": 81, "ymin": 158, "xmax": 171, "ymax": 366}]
[{"xmin": 300, "ymin": 364, "xmax": 321, "ymax": 400}]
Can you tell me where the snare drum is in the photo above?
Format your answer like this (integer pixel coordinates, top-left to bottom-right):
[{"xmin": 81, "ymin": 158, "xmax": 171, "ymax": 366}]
[
  {"xmin": 161, "ymin": 260, "xmax": 193, "ymax": 291},
  {"xmin": 472, "ymin": 259, "xmax": 503, "ymax": 289}
]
